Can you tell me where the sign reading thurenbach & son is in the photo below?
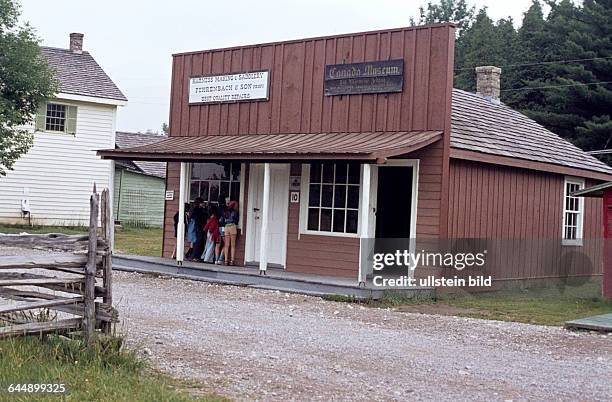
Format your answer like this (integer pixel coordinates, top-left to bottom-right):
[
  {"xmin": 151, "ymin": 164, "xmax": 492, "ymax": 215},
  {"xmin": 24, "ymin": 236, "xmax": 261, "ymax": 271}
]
[
  {"xmin": 188, "ymin": 70, "xmax": 270, "ymax": 104},
  {"xmin": 324, "ymin": 59, "xmax": 404, "ymax": 96}
]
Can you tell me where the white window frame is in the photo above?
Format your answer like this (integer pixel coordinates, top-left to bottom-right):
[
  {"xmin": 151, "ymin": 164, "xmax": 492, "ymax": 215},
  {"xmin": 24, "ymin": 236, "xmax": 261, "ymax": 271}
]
[
  {"xmin": 299, "ymin": 163, "xmax": 363, "ymax": 238},
  {"xmin": 561, "ymin": 176, "xmax": 585, "ymax": 246},
  {"xmin": 37, "ymin": 102, "xmax": 77, "ymax": 136}
]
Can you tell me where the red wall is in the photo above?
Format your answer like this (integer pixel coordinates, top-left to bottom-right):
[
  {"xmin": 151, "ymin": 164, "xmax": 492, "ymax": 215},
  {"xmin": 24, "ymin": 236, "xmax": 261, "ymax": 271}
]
[
  {"xmin": 447, "ymin": 159, "xmax": 604, "ymax": 281},
  {"xmin": 168, "ymin": 25, "xmax": 455, "ymax": 137}
]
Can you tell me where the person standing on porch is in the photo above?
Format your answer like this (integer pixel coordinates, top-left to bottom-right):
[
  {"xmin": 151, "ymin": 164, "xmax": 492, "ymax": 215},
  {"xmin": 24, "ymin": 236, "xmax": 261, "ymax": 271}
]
[
  {"xmin": 222, "ymin": 200, "xmax": 239, "ymax": 265},
  {"xmin": 203, "ymin": 206, "xmax": 221, "ymax": 263},
  {"xmin": 189, "ymin": 197, "xmax": 207, "ymax": 262}
]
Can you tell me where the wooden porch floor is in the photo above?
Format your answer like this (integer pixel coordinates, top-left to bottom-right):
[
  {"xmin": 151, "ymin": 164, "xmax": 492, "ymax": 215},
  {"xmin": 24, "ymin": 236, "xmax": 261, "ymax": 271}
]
[{"xmin": 112, "ymin": 254, "xmax": 434, "ymax": 300}]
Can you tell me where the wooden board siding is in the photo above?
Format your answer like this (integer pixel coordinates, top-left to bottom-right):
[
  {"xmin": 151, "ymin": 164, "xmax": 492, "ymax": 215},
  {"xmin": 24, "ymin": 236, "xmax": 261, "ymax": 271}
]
[
  {"xmin": 168, "ymin": 25, "xmax": 455, "ymax": 138},
  {"xmin": 0, "ymin": 99, "xmax": 116, "ymax": 226},
  {"xmin": 446, "ymin": 159, "xmax": 604, "ymax": 281},
  {"xmin": 407, "ymin": 142, "xmax": 445, "ymax": 238}
]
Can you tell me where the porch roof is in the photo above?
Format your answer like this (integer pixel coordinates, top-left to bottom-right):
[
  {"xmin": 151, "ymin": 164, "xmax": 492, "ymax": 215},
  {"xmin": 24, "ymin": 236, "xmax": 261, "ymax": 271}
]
[{"xmin": 97, "ymin": 130, "xmax": 442, "ymax": 162}]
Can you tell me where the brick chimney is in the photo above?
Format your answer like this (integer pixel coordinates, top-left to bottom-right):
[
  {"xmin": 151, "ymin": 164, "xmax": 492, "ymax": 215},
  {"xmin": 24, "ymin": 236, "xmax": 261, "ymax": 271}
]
[
  {"xmin": 475, "ymin": 66, "xmax": 501, "ymax": 104},
  {"xmin": 69, "ymin": 33, "xmax": 84, "ymax": 54}
]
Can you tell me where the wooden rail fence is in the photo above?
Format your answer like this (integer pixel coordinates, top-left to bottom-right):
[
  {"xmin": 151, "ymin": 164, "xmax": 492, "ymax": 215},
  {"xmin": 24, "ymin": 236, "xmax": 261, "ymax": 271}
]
[{"xmin": 0, "ymin": 188, "xmax": 115, "ymax": 343}]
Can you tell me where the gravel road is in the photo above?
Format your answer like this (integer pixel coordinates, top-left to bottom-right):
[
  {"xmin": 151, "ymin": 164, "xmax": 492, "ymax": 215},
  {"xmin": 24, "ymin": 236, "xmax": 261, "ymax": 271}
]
[{"xmin": 113, "ymin": 271, "xmax": 612, "ymax": 402}]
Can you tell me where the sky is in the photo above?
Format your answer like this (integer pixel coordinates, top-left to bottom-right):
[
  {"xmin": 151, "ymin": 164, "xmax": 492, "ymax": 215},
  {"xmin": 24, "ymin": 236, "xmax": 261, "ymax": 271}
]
[{"xmin": 19, "ymin": 0, "xmax": 537, "ymax": 133}]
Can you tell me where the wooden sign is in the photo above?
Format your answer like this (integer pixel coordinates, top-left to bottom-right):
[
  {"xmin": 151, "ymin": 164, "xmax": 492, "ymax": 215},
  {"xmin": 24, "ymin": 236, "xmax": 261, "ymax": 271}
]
[
  {"xmin": 324, "ymin": 59, "xmax": 404, "ymax": 96},
  {"xmin": 189, "ymin": 70, "xmax": 270, "ymax": 104}
]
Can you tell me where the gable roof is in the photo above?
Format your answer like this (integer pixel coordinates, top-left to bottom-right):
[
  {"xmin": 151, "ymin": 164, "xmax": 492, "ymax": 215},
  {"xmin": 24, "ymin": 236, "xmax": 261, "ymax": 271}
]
[
  {"xmin": 115, "ymin": 132, "xmax": 167, "ymax": 178},
  {"xmin": 451, "ymin": 89, "xmax": 612, "ymax": 176},
  {"xmin": 41, "ymin": 47, "xmax": 127, "ymax": 102}
]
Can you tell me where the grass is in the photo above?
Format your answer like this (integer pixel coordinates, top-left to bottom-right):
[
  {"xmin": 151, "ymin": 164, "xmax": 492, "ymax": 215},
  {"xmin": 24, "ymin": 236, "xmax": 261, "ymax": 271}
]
[
  {"xmin": 367, "ymin": 280, "xmax": 612, "ymax": 326},
  {"xmin": 0, "ymin": 224, "xmax": 163, "ymax": 257},
  {"xmin": 0, "ymin": 335, "xmax": 225, "ymax": 401},
  {"xmin": 113, "ymin": 227, "xmax": 163, "ymax": 257}
]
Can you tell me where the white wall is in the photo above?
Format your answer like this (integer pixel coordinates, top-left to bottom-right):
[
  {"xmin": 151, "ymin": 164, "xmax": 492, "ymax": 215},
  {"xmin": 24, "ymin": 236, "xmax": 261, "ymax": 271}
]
[{"xmin": 0, "ymin": 97, "xmax": 116, "ymax": 226}]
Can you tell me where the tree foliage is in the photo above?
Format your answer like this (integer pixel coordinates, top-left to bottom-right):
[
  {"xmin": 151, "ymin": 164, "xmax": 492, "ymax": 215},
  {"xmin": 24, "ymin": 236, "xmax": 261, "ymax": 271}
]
[
  {"xmin": 0, "ymin": 0, "xmax": 57, "ymax": 176},
  {"xmin": 415, "ymin": 0, "xmax": 612, "ymax": 164}
]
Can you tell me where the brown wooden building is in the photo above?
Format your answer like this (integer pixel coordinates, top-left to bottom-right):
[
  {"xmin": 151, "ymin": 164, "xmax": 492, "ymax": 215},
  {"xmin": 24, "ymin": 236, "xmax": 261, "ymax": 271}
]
[{"xmin": 99, "ymin": 23, "xmax": 612, "ymax": 285}]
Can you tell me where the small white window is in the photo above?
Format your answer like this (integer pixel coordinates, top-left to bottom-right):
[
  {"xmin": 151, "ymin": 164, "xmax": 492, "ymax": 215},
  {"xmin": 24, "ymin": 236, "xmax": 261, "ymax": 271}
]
[
  {"xmin": 300, "ymin": 162, "xmax": 361, "ymax": 237},
  {"xmin": 562, "ymin": 177, "xmax": 585, "ymax": 245}
]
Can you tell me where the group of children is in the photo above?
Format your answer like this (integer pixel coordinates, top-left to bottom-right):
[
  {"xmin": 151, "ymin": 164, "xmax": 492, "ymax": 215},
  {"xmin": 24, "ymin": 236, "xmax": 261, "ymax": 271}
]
[{"xmin": 173, "ymin": 197, "xmax": 239, "ymax": 265}]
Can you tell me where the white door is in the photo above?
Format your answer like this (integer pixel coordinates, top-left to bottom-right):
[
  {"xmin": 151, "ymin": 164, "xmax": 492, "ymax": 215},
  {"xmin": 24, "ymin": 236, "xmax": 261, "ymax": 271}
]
[{"xmin": 246, "ymin": 164, "xmax": 290, "ymax": 267}]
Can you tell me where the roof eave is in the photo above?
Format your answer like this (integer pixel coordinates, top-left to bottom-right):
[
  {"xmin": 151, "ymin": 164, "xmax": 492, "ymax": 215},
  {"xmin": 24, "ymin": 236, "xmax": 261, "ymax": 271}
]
[
  {"xmin": 57, "ymin": 92, "xmax": 127, "ymax": 106},
  {"xmin": 450, "ymin": 148, "xmax": 612, "ymax": 182}
]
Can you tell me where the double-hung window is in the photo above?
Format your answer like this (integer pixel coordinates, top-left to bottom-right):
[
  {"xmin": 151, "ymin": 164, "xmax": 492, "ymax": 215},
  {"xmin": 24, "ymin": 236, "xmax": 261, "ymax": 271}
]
[
  {"xmin": 302, "ymin": 162, "xmax": 361, "ymax": 236},
  {"xmin": 35, "ymin": 102, "xmax": 78, "ymax": 135},
  {"xmin": 562, "ymin": 177, "xmax": 584, "ymax": 245}
]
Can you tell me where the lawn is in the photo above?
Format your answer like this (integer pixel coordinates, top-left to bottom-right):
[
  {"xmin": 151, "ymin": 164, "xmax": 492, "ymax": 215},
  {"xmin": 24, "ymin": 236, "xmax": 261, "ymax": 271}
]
[
  {"xmin": 0, "ymin": 335, "xmax": 225, "ymax": 401},
  {"xmin": 0, "ymin": 224, "xmax": 163, "ymax": 257},
  {"xmin": 372, "ymin": 280, "xmax": 612, "ymax": 326}
]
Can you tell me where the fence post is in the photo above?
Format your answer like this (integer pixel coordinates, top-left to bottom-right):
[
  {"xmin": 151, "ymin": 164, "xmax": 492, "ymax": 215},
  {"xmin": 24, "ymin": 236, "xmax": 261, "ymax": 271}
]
[
  {"xmin": 101, "ymin": 188, "xmax": 113, "ymax": 334},
  {"xmin": 84, "ymin": 189, "xmax": 99, "ymax": 343}
]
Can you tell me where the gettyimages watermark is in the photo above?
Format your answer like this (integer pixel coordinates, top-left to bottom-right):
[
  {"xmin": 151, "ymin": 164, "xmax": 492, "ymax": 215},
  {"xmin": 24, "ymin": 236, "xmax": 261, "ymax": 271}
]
[
  {"xmin": 360, "ymin": 238, "xmax": 603, "ymax": 291},
  {"xmin": 370, "ymin": 248, "xmax": 491, "ymax": 288}
]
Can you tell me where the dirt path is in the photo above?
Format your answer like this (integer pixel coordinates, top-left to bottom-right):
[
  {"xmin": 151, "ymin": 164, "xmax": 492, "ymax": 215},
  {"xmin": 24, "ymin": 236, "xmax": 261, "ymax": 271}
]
[{"xmin": 113, "ymin": 271, "xmax": 611, "ymax": 401}]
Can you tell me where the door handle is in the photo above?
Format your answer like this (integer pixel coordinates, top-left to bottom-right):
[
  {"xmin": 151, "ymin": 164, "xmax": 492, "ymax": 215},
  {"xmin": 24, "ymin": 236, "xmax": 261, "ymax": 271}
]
[{"xmin": 253, "ymin": 208, "xmax": 260, "ymax": 212}]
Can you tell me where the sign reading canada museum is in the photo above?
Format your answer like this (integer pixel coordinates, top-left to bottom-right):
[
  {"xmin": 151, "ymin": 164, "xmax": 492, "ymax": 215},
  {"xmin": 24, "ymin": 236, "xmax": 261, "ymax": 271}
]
[
  {"xmin": 324, "ymin": 59, "xmax": 404, "ymax": 96},
  {"xmin": 188, "ymin": 70, "xmax": 270, "ymax": 104}
]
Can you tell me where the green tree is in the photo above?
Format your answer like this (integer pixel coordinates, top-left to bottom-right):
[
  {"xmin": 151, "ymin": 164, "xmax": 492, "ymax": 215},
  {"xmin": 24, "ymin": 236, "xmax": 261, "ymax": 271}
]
[
  {"xmin": 0, "ymin": 0, "xmax": 56, "ymax": 176},
  {"xmin": 454, "ymin": 8, "xmax": 518, "ymax": 92},
  {"xmin": 509, "ymin": 0, "xmax": 612, "ymax": 162},
  {"xmin": 410, "ymin": 0, "xmax": 475, "ymax": 35}
]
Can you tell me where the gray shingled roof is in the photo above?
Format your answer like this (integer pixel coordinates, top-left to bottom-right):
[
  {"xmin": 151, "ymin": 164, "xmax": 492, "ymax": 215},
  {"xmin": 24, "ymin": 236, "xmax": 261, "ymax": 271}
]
[
  {"xmin": 115, "ymin": 132, "xmax": 167, "ymax": 178},
  {"xmin": 41, "ymin": 47, "xmax": 127, "ymax": 102},
  {"xmin": 451, "ymin": 89, "xmax": 612, "ymax": 175}
]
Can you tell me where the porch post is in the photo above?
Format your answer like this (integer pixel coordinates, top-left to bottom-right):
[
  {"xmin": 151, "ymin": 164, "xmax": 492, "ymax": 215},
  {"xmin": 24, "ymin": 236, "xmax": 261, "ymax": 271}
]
[
  {"xmin": 176, "ymin": 162, "xmax": 188, "ymax": 265},
  {"xmin": 259, "ymin": 163, "xmax": 271, "ymax": 274},
  {"xmin": 358, "ymin": 163, "xmax": 371, "ymax": 285}
]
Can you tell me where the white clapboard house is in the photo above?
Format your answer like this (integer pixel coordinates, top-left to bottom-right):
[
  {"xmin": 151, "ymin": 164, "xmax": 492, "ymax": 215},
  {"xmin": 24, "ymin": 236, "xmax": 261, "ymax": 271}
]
[{"xmin": 0, "ymin": 33, "xmax": 127, "ymax": 226}]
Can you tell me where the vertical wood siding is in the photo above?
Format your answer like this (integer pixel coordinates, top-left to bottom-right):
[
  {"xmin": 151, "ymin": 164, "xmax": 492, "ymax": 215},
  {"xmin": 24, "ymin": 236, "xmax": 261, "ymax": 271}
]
[
  {"xmin": 168, "ymin": 25, "xmax": 454, "ymax": 137},
  {"xmin": 447, "ymin": 159, "xmax": 604, "ymax": 281}
]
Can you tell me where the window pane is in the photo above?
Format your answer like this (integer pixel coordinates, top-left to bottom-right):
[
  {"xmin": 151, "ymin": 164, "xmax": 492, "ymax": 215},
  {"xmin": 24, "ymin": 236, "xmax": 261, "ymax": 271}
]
[
  {"xmin": 231, "ymin": 163, "xmax": 241, "ymax": 180},
  {"xmin": 347, "ymin": 185, "xmax": 359, "ymax": 209},
  {"xmin": 322, "ymin": 163, "xmax": 334, "ymax": 183},
  {"xmin": 321, "ymin": 185, "xmax": 333, "ymax": 208},
  {"xmin": 210, "ymin": 182, "xmax": 220, "ymax": 203},
  {"xmin": 198, "ymin": 163, "xmax": 227, "ymax": 180},
  {"xmin": 200, "ymin": 181, "xmax": 209, "ymax": 201},
  {"xmin": 348, "ymin": 163, "xmax": 360, "ymax": 184},
  {"xmin": 334, "ymin": 185, "xmax": 346, "ymax": 208},
  {"xmin": 230, "ymin": 182, "xmax": 240, "ymax": 201},
  {"xmin": 333, "ymin": 209, "xmax": 345, "ymax": 232},
  {"xmin": 190, "ymin": 181, "xmax": 199, "ymax": 201},
  {"xmin": 310, "ymin": 163, "xmax": 322, "ymax": 183},
  {"xmin": 220, "ymin": 182, "xmax": 229, "ymax": 200},
  {"xmin": 320, "ymin": 208, "xmax": 332, "ymax": 231},
  {"xmin": 346, "ymin": 210, "xmax": 358, "ymax": 233},
  {"xmin": 307, "ymin": 208, "xmax": 319, "ymax": 231},
  {"xmin": 309, "ymin": 184, "xmax": 321, "ymax": 207},
  {"xmin": 335, "ymin": 163, "xmax": 347, "ymax": 183}
]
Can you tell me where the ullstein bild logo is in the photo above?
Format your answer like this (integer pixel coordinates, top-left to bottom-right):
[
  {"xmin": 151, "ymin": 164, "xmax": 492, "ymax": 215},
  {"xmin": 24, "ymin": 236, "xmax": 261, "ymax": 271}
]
[{"xmin": 370, "ymin": 249, "xmax": 492, "ymax": 288}]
